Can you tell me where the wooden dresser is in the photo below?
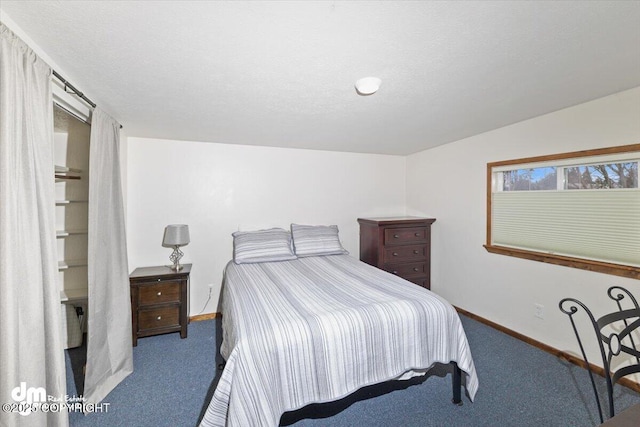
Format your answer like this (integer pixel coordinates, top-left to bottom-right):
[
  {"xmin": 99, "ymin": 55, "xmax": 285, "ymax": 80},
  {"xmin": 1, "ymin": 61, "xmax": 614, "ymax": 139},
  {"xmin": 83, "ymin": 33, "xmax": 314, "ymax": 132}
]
[
  {"xmin": 129, "ymin": 264, "xmax": 191, "ymax": 346},
  {"xmin": 358, "ymin": 217, "xmax": 436, "ymax": 289}
]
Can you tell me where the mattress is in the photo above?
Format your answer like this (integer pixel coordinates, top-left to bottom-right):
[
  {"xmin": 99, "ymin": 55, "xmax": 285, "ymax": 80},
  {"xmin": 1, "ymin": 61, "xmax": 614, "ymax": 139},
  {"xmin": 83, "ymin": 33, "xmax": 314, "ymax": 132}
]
[{"xmin": 200, "ymin": 254, "xmax": 478, "ymax": 427}]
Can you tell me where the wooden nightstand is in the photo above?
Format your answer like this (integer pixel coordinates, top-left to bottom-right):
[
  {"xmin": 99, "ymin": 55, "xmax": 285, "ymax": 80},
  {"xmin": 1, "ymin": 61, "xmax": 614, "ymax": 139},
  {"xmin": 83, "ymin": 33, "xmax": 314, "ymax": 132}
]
[
  {"xmin": 358, "ymin": 217, "xmax": 436, "ymax": 289},
  {"xmin": 129, "ymin": 264, "xmax": 191, "ymax": 346}
]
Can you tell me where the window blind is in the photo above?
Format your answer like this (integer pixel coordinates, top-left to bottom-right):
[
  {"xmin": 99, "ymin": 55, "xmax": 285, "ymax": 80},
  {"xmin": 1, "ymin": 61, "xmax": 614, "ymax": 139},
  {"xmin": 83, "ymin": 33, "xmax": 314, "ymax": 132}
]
[{"xmin": 492, "ymin": 189, "xmax": 640, "ymax": 267}]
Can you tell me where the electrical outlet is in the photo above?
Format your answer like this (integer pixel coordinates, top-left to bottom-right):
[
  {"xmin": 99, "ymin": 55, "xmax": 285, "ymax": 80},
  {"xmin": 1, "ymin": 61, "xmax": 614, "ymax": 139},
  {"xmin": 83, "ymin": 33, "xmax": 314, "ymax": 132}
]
[{"xmin": 534, "ymin": 303, "xmax": 545, "ymax": 319}]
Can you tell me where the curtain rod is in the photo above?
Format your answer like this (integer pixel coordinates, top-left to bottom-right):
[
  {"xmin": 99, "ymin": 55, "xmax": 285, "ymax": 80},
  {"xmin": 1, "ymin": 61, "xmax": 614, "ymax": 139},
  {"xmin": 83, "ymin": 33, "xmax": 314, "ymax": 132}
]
[
  {"xmin": 52, "ymin": 70, "xmax": 123, "ymax": 129},
  {"xmin": 52, "ymin": 70, "xmax": 96, "ymax": 108}
]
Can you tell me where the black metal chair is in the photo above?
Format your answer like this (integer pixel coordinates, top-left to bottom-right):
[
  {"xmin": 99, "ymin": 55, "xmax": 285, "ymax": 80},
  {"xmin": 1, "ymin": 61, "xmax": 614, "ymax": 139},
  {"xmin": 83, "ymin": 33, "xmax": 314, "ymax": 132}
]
[{"xmin": 559, "ymin": 286, "xmax": 640, "ymax": 424}]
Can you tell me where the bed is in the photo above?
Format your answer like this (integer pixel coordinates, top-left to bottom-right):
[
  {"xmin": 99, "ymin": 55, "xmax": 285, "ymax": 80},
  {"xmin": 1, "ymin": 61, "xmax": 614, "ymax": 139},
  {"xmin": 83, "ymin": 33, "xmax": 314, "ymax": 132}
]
[{"xmin": 200, "ymin": 254, "xmax": 478, "ymax": 427}]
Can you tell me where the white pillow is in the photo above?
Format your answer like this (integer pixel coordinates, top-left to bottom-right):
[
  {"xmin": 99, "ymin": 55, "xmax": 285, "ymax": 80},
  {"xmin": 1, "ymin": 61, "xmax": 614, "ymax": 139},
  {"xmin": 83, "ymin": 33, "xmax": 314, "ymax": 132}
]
[
  {"xmin": 232, "ymin": 228, "xmax": 297, "ymax": 264},
  {"xmin": 291, "ymin": 224, "xmax": 348, "ymax": 257}
]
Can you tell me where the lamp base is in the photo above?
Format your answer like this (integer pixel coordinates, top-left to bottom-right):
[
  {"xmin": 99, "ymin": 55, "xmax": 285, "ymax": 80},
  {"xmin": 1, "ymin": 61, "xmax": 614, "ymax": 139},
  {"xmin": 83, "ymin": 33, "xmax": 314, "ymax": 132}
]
[{"xmin": 168, "ymin": 246, "xmax": 184, "ymax": 271}]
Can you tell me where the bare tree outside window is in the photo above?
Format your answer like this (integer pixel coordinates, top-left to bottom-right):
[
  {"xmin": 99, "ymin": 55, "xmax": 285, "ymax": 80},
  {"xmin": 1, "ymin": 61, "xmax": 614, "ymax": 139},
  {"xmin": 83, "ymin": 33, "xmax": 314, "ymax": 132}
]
[
  {"xmin": 503, "ymin": 167, "xmax": 556, "ymax": 191},
  {"xmin": 565, "ymin": 162, "xmax": 638, "ymax": 189}
]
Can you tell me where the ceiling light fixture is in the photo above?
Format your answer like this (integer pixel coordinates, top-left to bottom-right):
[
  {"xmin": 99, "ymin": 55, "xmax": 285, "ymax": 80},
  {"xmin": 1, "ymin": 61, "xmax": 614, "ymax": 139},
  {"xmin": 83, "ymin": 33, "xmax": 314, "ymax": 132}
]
[{"xmin": 355, "ymin": 77, "xmax": 381, "ymax": 96}]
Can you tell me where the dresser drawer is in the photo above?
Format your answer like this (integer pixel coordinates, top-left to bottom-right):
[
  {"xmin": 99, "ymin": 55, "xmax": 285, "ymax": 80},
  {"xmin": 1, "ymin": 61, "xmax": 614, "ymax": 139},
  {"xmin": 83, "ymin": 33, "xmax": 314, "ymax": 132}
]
[
  {"xmin": 138, "ymin": 306, "xmax": 180, "ymax": 330},
  {"xmin": 383, "ymin": 261, "xmax": 427, "ymax": 277},
  {"xmin": 406, "ymin": 276, "xmax": 429, "ymax": 288},
  {"xmin": 383, "ymin": 244, "xmax": 427, "ymax": 263},
  {"xmin": 139, "ymin": 281, "xmax": 181, "ymax": 305},
  {"xmin": 384, "ymin": 227, "xmax": 428, "ymax": 245}
]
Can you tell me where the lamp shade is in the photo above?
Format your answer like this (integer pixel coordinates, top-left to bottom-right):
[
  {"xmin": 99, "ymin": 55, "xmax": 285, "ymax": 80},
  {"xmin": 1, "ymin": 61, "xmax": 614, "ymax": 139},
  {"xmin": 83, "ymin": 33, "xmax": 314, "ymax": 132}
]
[{"xmin": 162, "ymin": 224, "xmax": 190, "ymax": 247}]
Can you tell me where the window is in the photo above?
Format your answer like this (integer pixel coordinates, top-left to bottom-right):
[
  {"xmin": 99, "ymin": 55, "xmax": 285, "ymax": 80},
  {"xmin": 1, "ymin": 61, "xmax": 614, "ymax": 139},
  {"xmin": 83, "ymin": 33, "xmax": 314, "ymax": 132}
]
[{"xmin": 485, "ymin": 144, "xmax": 640, "ymax": 279}]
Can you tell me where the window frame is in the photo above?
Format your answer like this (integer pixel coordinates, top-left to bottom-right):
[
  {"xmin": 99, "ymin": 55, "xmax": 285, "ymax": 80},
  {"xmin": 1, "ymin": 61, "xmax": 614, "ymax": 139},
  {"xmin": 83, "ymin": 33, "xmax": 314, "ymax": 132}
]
[{"xmin": 484, "ymin": 143, "xmax": 640, "ymax": 280}]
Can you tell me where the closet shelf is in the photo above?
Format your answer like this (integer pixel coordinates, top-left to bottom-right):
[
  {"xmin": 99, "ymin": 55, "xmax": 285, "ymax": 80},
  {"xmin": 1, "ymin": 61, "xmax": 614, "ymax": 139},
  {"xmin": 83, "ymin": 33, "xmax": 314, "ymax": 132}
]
[
  {"xmin": 55, "ymin": 175, "xmax": 81, "ymax": 181},
  {"xmin": 56, "ymin": 200, "xmax": 88, "ymax": 205},
  {"xmin": 56, "ymin": 229, "xmax": 88, "ymax": 238},
  {"xmin": 58, "ymin": 259, "xmax": 88, "ymax": 270},
  {"xmin": 54, "ymin": 165, "xmax": 82, "ymax": 181},
  {"xmin": 60, "ymin": 288, "xmax": 88, "ymax": 304},
  {"xmin": 54, "ymin": 165, "xmax": 82, "ymax": 173}
]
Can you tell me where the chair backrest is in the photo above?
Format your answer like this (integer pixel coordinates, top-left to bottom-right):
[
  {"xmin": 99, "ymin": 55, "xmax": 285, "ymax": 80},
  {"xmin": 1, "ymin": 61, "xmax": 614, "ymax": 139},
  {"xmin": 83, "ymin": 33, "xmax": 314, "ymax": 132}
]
[{"xmin": 559, "ymin": 286, "xmax": 640, "ymax": 424}]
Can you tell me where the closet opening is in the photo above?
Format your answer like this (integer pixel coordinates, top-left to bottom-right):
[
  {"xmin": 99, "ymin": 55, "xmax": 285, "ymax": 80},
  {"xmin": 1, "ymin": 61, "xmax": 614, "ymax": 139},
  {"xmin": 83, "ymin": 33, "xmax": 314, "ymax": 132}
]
[{"xmin": 54, "ymin": 103, "xmax": 90, "ymax": 395}]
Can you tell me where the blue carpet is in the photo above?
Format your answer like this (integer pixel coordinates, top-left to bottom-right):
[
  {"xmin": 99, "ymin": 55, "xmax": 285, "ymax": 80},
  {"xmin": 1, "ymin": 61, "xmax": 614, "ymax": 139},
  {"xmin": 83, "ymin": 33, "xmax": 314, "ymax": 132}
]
[{"xmin": 65, "ymin": 315, "xmax": 640, "ymax": 426}]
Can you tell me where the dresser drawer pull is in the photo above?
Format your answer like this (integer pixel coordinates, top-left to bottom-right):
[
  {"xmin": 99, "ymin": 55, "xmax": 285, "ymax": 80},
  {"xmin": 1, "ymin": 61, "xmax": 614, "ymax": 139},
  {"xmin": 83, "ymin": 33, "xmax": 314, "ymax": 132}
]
[
  {"xmin": 156, "ymin": 316, "xmax": 162, "ymax": 321},
  {"xmin": 413, "ymin": 250, "xmax": 419, "ymax": 254},
  {"xmin": 157, "ymin": 291, "xmax": 162, "ymax": 296},
  {"xmin": 392, "ymin": 252, "xmax": 398, "ymax": 256},
  {"xmin": 413, "ymin": 267, "xmax": 419, "ymax": 272},
  {"xmin": 415, "ymin": 232, "xmax": 421, "ymax": 237},
  {"xmin": 393, "ymin": 234, "xmax": 399, "ymax": 238},
  {"xmin": 157, "ymin": 278, "xmax": 161, "ymax": 282}
]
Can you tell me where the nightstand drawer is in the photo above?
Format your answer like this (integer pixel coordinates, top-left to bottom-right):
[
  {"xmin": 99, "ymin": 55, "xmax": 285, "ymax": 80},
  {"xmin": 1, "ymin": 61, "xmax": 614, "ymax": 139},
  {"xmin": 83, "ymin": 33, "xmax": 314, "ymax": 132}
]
[
  {"xmin": 139, "ymin": 281, "xmax": 181, "ymax": 305},
  {"xmin": 384, "ymin": 227, "xmax": 428, "ymax": 245},
  {"xmin": 138, "ymin": 306, "xmax": 180, "ymax": 330},
  {"xmin": 383, "ymin": 244, "xmax": 427, "ymax": 263},
  {"xmin": 384, "ymin": 261, "xmax": 427, "ymax": 277}
]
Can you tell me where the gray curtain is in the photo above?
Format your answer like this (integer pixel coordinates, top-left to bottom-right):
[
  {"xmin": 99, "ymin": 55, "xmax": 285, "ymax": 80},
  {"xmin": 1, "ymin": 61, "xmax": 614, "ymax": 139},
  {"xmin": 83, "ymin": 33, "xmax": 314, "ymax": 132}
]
[
  {"xmin": 84, "ymin": 108, "xmax": 133, "ymax": 406},
  {"xmin": 0, "ymin": 22, "xmax": 68, "ymax": 427}
]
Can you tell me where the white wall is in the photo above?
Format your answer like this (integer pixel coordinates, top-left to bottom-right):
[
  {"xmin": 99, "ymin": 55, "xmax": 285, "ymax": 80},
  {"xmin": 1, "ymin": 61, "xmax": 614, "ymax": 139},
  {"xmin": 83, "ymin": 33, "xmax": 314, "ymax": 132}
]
[
  {"xmin": 126, "ymin": 138, "xmax": 406, "ymax": 315},
  {"xmin": 406, "ymin": 87, "xmax": 640, "ymax": 368}
]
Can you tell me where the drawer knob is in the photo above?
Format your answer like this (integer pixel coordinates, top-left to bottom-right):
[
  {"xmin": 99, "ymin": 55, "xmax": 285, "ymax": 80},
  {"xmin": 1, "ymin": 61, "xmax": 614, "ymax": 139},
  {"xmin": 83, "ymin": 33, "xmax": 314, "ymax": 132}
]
[
  {"xmin": 413, "ymin": 250, "xmax": 419, "ymax": 254},
  {"xmin": 392, "ymin": 252, "xmax": 398, "ymax": 256},
  {"xmin": 413, "ymin": 267, "xmax": 419, "ymax": 272},
  {"xmin": 157, "ymin": 278, "xmax": 161, "ymax": 282},
  {"xmin": 157, "ymin": 291, "xmax": 162, "ymax": 296},
  {"xmin": 156, "ymin": 316, "xmax": 162, "ymax": 321},
  {"xmin": 415, "ymin": 232, "xmax": 421, "ymax": 237},
  {"xmin": 393, "ymin": 234, "xmax": 399, "ymax": 238},
  {"xmin": 392, "ymin": 270, "xmax": 398, "ymax": 275}
]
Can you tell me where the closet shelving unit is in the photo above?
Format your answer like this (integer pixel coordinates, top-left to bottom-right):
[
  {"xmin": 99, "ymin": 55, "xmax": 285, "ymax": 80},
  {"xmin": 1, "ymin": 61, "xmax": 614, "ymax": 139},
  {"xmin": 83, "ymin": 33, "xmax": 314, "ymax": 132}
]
[
  {"xmin": 54, "ymin": 104, "xmax": 91, "ymax": 348},
  {"xmin": 54, "ymin": 197, "xmax": 88, "ymax": 262},
  {"xmin": 55, "ymin": 166, "xmax": 89, "ymax": 303}
]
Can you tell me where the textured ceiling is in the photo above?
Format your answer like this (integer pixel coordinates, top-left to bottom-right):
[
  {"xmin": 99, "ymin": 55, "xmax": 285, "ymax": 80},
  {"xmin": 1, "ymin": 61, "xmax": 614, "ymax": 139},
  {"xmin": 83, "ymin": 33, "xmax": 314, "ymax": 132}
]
[{"xmin": 2, "ymin": 1, "xmax": 639, "ymax": 155}]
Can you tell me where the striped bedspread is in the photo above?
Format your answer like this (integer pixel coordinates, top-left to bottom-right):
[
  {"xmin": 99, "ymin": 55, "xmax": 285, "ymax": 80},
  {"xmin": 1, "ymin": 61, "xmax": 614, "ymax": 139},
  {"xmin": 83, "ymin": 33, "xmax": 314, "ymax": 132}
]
[{"xmin": 200, "ymin": 255, "xmax": 478, "ymax": 427}]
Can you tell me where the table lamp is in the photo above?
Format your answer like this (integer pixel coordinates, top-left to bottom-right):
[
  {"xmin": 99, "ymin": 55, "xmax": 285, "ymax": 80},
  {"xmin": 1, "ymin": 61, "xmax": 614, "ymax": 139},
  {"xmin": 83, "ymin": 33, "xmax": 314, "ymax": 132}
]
[{"xmin": 162, "ymin": 224, "xmax": 190, "ymax": 270}]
